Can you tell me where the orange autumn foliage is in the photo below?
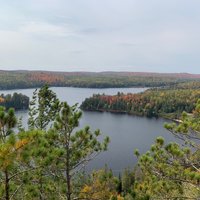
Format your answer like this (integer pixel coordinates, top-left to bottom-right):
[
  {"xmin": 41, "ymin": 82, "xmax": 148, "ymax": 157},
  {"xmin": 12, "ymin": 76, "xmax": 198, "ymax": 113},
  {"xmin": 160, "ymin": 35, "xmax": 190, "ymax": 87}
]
[
  {"xmin": 0, "ymin": 97, "xmax": 5, "ymax": 103},
  {"xmin": 29, "ymin": 72, "xmax": 65, "ymax": 84}
]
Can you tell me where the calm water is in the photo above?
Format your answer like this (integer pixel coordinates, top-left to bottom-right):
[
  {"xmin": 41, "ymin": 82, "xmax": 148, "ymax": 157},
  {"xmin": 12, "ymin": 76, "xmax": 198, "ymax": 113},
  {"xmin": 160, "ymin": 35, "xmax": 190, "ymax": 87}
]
[{"xmin": 0, "ymin": 87, "xmax": 176, "ymax": 172}]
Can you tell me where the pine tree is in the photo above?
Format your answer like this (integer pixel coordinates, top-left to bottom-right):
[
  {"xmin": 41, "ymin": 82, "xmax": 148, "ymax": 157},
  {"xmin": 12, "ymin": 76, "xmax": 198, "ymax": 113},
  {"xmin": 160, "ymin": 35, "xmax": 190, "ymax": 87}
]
[
  {"xmin": 28, "ymin": 85, "xmax": 60, "ymax": 130},
  {"xmin": 133, "ymin": 100, "xmax": 200, "ymax": 199},
  {"xmin": 0, "ymin": 107, "xmax": 35, "ymax": 200},
  {"xmin": 50, "ymin": 102, "xmax": 110, "ymax": 200}
]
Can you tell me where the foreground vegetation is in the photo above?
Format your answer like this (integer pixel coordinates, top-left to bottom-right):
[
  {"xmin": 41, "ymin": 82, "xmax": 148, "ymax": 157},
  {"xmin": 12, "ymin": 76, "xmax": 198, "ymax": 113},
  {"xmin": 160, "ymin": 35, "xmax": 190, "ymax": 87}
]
[
  {"xmin": 0, "ymin": 70, "xmax": 200, "ymax": 89},
  {"xmin": 0, "ymin": 85, "xmax": 110, "ymax": 200},
  {"xmin": 134, "ymin": 103, "xmax": 200, "ymax": 199},
  {"xmin": 0, "ymin": 85, "xmax": 199, "ymax": 199}
]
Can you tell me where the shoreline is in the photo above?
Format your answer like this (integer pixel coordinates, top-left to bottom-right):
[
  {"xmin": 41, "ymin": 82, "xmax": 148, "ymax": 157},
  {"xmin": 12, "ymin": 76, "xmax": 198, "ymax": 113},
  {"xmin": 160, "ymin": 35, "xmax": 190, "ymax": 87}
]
[{"xmin": 81, "ymin": 108, "xmax": 181, "ymax": 121}]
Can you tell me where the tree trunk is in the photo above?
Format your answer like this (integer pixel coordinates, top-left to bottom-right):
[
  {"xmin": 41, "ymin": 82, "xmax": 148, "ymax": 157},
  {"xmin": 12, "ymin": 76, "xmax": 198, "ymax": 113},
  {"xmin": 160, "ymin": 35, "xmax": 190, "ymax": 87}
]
[
  {"xmin": 5, "ymin": 169, "xmax": 9, "ymax": 200},
  {"xmin": 39, "ymin": 171, "xmax": 44, "ymax": 200},
  {"xmin": 66, "ymin": 173, "xmax": 71, "ymax": 200},
  {"xmin": 66, "ymin": 132, "xmax": 71, "ymax": 200},
  {"xmin": 66, "ymin": 149, "xmax": 71, "ymax": 200}
]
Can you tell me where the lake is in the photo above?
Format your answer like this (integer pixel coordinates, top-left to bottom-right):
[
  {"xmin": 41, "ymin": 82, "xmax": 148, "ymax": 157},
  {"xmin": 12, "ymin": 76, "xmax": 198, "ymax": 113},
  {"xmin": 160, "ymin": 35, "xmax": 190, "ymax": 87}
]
[{"xmin": 0, "ymin": 87, "xmax": 176, "ymax": 172}]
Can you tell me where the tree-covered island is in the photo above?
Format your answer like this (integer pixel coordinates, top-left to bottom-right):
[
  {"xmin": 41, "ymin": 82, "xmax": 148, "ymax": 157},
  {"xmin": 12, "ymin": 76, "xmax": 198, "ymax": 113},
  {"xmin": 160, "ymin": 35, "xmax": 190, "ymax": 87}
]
[
  {"xmin": 0, "ymin": 93, "xmax": 29, "ymax": 110},
  {"xmin": 81, "ymin": 86, "xmax": 200, "ymax": 119}
]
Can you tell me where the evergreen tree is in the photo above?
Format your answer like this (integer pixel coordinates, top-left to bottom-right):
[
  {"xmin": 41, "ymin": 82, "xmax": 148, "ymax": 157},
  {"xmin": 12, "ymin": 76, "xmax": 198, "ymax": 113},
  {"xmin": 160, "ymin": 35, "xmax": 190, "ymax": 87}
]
[
  {"xmin": 50, "ymin": 102, "xmax": 110, "ymax": 200},
  {"xmin": 28, "ymin": 85, "xmax": 60, "ymax": 130},
  {"xmin": 133, "ymin": 100, "xmax": 200, "ymax": 199},
  {"xmin": 0, "ymin": 107, "xmax": 36, "ymax": 200},
  {"xmin": 26, "ymin": 86, "xmax": 110, "ymax": 199}
]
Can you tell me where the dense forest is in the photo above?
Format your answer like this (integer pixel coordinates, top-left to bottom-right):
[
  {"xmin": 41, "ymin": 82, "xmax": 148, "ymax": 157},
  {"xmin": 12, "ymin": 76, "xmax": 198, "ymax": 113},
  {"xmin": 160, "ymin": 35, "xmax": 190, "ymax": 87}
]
[
  {"xmin": 0, "ymin": 93, "xmax": 29, "ymax": 110},
  {"xmin": 0, "ymin": 70, "xmax": 200, "ymax": 89},
  {"xmin": 0, "ymin": 85, "xmax": 199, "ymax": 200},
  {"xmin": 81, "ymin": 88, "xmax": 200, "ymax": 118}
]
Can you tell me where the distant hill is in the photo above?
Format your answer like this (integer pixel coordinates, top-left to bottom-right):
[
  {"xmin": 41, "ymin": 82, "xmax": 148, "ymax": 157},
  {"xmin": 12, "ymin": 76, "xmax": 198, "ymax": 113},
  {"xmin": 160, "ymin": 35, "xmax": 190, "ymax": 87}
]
[
  {"xmin": 0, "ymin": 70, "xmax": 200, "ymax": 90},
  {"xmin": 94, "ymin": 71, "xmax": 200, "ymax": 78},
  {"xmin": 1, "ymin": 70, "xmax": 200, "ymax": 78}
]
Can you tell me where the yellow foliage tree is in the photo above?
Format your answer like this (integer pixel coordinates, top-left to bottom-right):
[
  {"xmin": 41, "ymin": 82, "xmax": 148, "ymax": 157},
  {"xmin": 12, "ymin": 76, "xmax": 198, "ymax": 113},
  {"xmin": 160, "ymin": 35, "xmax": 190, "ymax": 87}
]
[{"xmin": 80, "ymin": 169, "xmax": 123, "ymax": 200}]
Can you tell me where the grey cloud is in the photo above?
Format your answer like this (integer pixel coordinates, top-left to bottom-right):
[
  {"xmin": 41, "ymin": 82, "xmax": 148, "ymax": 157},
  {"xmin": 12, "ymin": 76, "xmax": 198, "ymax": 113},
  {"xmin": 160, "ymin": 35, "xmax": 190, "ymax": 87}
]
[{"xmin": 0, "ymin": 0, "xmax": 200, "ymax": 73}]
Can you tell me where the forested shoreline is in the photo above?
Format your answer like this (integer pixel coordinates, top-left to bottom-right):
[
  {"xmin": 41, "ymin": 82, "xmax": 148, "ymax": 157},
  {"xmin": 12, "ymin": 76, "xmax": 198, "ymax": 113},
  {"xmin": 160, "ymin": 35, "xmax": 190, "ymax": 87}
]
[
  {"xmin": 0, "ymin": 70, "xmax": 200, "ymax": 89},
  {"xmin": 81, "ymin": 86, "xmax": 200, "ymax": 118}
]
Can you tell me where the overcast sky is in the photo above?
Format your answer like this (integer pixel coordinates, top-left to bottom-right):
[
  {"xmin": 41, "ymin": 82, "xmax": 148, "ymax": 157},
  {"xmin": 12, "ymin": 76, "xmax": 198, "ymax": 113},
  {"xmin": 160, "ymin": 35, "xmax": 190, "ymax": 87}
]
[{"xmin": 0, "ymin": 0, "xmax": 200, "ymax": 73}]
